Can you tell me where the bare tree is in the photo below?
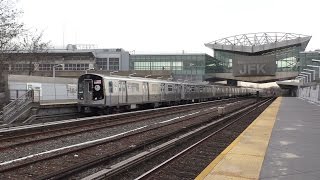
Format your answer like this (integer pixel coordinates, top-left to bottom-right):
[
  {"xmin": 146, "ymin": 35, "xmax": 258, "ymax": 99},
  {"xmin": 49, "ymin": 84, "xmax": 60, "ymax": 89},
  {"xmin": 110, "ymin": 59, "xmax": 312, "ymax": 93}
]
[
  {"xmin": 0, "ymin": 0, "xmax": 50, "ymax": 107},
  {"xmin": 20, "ymin": 30, "xmax": 51, "ymax": 75},
  {"xmin": 0, "ymin": 0, "xmax": 24, "ymax": 64},
  {"xmin": 0, "ymin": 0, "xmax": 50, "ymax": 75}
]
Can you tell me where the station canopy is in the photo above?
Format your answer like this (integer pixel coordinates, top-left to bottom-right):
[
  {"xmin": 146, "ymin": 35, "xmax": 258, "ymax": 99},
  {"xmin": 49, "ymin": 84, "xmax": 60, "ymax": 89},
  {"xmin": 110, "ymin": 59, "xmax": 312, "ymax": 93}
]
[{"xmin": 205, "ymin": 32, "xmax": 311, "ymax": 53}]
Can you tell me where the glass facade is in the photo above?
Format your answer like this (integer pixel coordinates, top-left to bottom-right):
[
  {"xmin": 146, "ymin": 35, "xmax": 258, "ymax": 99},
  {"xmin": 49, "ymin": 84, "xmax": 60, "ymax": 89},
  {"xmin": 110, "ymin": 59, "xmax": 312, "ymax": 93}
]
[
  {"xmin": 130, "ymin": 54, "xmax": 211, "ymax": 81},
  {"xmin": 96, "ymin": 58, "xmax": 108, "ymax": 70},
  {"xmin": 96, "ymin": 57, "xmax": 120, "ymax": 71},
  {"xmin": 214, "ymin": 45, "xmax": 302, "ymax": 73},
  {"xmin": 109, "ymin": 58, "xmax": 120, "ymax": 71}
]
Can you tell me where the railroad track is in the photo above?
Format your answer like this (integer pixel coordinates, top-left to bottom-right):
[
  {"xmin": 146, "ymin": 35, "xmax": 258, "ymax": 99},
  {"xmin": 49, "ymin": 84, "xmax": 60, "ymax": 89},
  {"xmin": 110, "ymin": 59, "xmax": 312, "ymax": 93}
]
[
  {"xmin": 0, "ymin": 98, "xmax": 242, "ymax": 150},
  {"xmin": 81, "ymin": 98, "xmax": 274, "ymax": 180},
  {"xmin": 0, "ymin": 98, "xmax": 256, "ymax": 179}
]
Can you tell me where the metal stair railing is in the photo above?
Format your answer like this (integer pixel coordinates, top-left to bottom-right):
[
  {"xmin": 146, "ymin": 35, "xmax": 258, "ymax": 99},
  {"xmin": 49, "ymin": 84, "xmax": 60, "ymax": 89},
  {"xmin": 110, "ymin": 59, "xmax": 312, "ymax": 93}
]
[{"xmin": 1, "ymin": 90, "xmax": 34, "ymax": 124}]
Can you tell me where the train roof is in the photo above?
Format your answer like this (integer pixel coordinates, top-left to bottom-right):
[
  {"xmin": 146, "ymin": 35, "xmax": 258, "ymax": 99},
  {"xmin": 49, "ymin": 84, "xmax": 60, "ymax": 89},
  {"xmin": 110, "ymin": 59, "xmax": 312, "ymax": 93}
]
[{"xmin": 81, "ymin": 73, "xmax": 203, "ymax": 85}]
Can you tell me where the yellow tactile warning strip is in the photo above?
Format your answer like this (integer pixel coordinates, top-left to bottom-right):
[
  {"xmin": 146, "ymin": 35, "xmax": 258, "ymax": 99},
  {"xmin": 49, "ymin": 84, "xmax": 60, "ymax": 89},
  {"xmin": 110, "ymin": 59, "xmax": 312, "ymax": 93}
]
[{"xmin": 195, "ymin": 97, "xmax": 282, "ymax": 180}]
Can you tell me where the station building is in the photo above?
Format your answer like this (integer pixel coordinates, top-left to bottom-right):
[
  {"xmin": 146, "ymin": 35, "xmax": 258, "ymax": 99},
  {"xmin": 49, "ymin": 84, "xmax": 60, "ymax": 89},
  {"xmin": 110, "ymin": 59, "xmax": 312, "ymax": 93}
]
[
  {"xmin": 0, "ymin": 46, "xmax": 214, "ymax": 81},
  {"xmin": 0, "ymin": 32, "xmax": 314, "ymax": 84},
  {"xmin": 130, "ymin": 54, "xmax": 216, "ymax": 81},
  {"xmin": 205, "ymin": 32, "xmax": 312, "ymax": 83}
]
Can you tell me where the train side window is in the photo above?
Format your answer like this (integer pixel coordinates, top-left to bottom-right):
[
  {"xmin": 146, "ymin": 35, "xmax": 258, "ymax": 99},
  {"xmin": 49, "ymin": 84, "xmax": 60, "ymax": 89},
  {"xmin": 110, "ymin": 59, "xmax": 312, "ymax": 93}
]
[
  {"xmin": 168, "ymin": 85, "xmax": 173, "ymax": 92},
  {"xmin": 109, "ymin": 81, "xmax": 113, "ymax": 93},
  {"xmin": 191, "ymin": 86, "xmax": 195, "ymax": 92}
]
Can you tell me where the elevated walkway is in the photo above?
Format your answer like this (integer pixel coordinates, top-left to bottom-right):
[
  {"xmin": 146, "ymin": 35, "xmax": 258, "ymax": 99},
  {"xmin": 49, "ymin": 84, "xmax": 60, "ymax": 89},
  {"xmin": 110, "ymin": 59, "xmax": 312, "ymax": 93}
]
[{"xmin": 205, "ymin": 72, "xmax": 298, "ymax": 83}]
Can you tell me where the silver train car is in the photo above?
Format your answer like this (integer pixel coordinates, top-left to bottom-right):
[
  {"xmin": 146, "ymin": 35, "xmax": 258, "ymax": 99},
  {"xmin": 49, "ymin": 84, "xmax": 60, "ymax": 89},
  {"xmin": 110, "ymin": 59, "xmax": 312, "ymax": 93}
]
[{"xmin": 77, "ymin": 74, "xmax": 255, "ymax": 113}]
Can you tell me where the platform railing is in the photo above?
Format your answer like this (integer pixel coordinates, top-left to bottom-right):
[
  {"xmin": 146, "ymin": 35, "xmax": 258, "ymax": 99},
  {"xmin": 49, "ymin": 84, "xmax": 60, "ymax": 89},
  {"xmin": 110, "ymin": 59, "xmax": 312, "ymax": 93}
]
[{"xmin": 1, "ymin": 90, "xmax": 35, "ymax": 124}]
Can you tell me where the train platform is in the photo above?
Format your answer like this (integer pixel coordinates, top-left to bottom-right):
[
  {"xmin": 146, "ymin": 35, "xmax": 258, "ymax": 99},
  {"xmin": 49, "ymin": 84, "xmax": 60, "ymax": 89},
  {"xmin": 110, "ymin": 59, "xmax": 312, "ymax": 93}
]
[
  {"xmin": 196, "ymin": 97, "xmax": 320, "ymax": 180},
  {"xmin": 40, "ymin": 99, "xmax": 77, "ymax": 106}
]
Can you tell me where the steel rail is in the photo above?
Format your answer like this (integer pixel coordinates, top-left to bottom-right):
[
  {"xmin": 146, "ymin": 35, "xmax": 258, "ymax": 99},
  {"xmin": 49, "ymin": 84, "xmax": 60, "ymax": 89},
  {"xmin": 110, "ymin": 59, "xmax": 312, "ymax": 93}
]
[
  {"xmin": 0, "ymin": 98, "xmax": 241, "ymax": 150},
  {"xmin": 134, "ymin": 98, "xmax": 273, "ymax": 180},
  {"xmin": 82, "ymin": 98, "xmax": 273, "ymax": 180},
  {"xmin": 0, "ymin": 99, "xmax": 247, "ymax": 175}
]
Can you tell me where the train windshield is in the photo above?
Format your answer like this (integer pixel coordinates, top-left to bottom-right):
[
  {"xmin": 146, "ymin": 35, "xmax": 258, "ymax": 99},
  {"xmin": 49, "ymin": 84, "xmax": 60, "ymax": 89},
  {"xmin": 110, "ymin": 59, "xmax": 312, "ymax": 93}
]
[{"xmin": 78, "ymin": 74, "xmax": 104, "ymax": 101}]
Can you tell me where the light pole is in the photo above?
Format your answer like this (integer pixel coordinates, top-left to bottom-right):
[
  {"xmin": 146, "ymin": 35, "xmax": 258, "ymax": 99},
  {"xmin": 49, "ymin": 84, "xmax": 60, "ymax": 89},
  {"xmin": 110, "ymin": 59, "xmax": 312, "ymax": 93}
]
[
  {"xmin": 85, "ymin": 68, "xmax": 94, "ymax": 74},
  {"xmin": 53, "ymin": 64, "xmax": 63, "ymax": 101},
  {"xmin": 53, "ymin": 64, "xmax": 63, "ymax": 78}
]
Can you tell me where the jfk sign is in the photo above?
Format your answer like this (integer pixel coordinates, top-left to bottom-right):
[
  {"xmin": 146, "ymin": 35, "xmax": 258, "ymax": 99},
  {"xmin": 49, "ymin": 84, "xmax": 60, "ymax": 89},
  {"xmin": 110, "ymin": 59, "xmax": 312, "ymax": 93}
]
[{"xmin": 232, "ymin": 54, "xmax": 276, "ymax": 76}]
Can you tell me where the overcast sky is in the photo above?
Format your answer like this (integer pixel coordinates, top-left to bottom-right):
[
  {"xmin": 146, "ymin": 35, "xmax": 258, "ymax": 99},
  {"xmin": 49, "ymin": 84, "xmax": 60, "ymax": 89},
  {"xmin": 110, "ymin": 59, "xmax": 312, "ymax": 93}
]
[{"xmin": 19, "ymin": 0, "xmax": 320, "ymax": 55}]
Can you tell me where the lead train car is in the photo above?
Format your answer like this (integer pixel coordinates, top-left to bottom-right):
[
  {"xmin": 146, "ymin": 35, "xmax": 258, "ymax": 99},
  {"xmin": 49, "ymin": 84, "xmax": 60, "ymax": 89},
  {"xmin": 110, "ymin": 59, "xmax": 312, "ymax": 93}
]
[{"xmin": 78, "ymin": 74, "xmax": 251, "ymax": 113}]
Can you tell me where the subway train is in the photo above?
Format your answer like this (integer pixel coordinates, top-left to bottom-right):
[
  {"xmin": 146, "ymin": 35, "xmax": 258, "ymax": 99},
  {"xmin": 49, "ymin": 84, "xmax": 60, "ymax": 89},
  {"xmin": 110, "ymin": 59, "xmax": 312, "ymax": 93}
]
[{"xmin": 77, "ymin": 74, "xmax": 256, "ymax": 113}]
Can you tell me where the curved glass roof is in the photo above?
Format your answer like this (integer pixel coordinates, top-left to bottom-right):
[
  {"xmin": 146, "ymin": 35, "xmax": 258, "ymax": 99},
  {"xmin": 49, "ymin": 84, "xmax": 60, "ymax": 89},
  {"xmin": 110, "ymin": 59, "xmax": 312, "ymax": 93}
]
[{"xmin": 205, "ymin": 32, "xmax": 311, "ymax": 53}]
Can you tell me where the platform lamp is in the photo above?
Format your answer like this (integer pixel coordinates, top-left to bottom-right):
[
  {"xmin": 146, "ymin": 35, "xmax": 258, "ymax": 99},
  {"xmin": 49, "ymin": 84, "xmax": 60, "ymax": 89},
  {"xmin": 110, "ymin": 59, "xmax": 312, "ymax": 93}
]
[
  {"xmin": 301, "ymin": 72, "xmax": 312, "ymax": 82},
  {"xmin": 53, "ymin": 64, "xmax": 63, "ymax": 101},
  {"xmin": 53, "ymin": 64, "xmax": 63, "ymax": 78},
  {"xmin": 303, "ymin": 69, "xmax": 316, "ymax": 81}
]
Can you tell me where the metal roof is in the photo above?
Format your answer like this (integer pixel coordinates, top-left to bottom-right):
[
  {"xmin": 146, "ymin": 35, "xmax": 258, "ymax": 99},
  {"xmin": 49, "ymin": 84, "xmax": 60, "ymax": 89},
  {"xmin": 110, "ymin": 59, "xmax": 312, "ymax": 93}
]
[{"xmin": 205, "ymin": 32, "xmax": 311, "ymax": 53}]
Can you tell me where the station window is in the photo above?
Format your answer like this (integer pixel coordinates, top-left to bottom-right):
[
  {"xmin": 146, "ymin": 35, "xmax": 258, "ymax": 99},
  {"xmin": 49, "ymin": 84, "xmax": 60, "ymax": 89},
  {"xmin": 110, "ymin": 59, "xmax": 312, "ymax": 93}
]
[
  {"xmin": 109, "ymin": 58, "xmax": 119, "ymax": 71},
  {"xmin": 96, "ymin": 58, "xmax": 108, "ymax": 70},
  {"xmin": 11, "ymin": 64, "xmax": 32, "ymax": 71},
  {"xmin": 64, "ymin": 64, "xmax": 89, "ymax": 71}
]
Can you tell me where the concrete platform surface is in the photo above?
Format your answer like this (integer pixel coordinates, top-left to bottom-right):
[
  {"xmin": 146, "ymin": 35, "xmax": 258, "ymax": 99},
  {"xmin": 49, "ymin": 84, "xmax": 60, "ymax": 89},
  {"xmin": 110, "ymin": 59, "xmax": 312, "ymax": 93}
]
[
  {"xmin": 196, "ymin": 97, "xmax": 320, "ymax": 180},
  {"xmin": 260, "ymin": 97, "xmax": 320, "ymax": 180},
  {"xmin": 196, "ymin": 98, "xmax": 282, "ymax": 179}
]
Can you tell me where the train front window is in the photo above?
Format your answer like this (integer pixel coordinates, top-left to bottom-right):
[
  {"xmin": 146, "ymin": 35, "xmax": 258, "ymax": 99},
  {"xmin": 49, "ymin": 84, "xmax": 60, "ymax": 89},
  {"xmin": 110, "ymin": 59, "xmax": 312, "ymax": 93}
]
[{"xmin": 87, "ymin": 81, "xmax": 93, "ymax": 92}]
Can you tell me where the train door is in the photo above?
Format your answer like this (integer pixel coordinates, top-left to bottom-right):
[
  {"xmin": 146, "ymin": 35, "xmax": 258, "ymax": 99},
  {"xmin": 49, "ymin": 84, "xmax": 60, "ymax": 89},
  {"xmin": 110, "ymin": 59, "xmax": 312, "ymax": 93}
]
[
  {"xmin": 181, "ymin": 84, "xmax": 185, "ymax": 99},
  {"xmin": 84, "ymin": 79, "xmax": 93, "ymax": 103},
  {"xmin": 142, "ymin": 82, "xmax": 149, "ymax": 102},
  {"xmin": 160, "ymin": 83, "xmax": 165, "ymax": 101},
  {"xmin": 174, "ymin": 84, "xmax": 179, "ymax": 101},
  {"xmin": 119, "ymin": 81, "xmax": 127, "ymax": 104}
]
